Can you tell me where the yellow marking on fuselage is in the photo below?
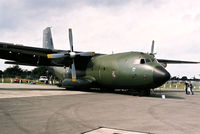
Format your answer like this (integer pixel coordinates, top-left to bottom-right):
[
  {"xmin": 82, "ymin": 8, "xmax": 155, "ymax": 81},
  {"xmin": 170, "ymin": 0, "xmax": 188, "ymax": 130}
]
[
  {"xmin": 47, "ymin": 54, "xmax": 52, "ymax": 59},
  {"xmin": 72, "ymin": 76, "xmax": 77, "ymax": 82},
  {"xmin": 91, "ymin": 52, "xmax": 95, "ymax": 56}
]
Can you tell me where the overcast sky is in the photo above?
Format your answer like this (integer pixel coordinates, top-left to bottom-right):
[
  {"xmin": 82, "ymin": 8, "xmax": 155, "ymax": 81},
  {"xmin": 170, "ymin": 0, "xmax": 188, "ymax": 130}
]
[{"xmin": 1, "ymin": 0, "xmax": 200, "ymax": 78}]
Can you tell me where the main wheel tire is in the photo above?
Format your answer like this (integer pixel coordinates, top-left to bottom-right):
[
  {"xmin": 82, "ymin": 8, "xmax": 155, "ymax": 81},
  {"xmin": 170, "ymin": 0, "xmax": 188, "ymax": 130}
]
[{"xmin": 139, "ymin": 89, "xmax": 150, "ymax": 96}]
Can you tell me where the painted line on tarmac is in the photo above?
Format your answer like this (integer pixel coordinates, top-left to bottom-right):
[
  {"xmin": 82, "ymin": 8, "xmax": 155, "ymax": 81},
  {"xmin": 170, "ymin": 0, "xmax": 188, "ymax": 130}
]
[
  {"xmin": 0, "ymin": 83, "xmax": 90, "ymax": 99},
  {"xmin": 0, "ymin": 90, "xmax": 90, "ymax": 99},
  {"xmin": 83, "ymin": 127, "xmax": 150, "ymax": 134}
]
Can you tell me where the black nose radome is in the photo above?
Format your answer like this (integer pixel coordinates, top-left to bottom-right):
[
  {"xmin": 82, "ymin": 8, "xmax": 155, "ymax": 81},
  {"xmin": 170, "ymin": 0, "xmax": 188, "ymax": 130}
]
[{"xmin": 153, "ymin": 66, "xmax": 171, "ymax": 86}]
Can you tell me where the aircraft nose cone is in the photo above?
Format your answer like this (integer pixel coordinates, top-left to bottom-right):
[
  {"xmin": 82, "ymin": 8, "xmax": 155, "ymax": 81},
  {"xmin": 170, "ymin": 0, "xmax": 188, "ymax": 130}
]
[{"xmin": 153, "ymin": 66, "xmax": 171, "ymax": 86}]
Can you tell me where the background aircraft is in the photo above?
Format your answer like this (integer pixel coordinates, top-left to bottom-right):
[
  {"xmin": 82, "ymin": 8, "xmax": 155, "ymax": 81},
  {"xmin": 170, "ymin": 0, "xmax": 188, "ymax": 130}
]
[{"xmin": 0, "ymin": 27, "xmax": 199, "ymax": 96}]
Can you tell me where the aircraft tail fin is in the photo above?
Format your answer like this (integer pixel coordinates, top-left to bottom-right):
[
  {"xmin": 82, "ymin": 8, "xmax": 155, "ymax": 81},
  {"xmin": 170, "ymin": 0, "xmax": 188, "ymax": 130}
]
[{"xmin": 43, "ymin": 27, "xmax": 54, "ymax": 49}]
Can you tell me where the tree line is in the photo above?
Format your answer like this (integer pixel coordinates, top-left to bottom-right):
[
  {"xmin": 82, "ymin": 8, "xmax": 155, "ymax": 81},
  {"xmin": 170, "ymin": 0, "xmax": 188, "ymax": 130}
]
[{"xmin": 0, "ymin": 65, "xmax": 54, "ymax": 79}]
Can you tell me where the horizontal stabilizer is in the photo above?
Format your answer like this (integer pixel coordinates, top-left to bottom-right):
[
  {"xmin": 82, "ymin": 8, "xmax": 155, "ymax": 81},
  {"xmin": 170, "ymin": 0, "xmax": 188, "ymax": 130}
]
[{"xmin": 4, "ymin": 61, "xmax": 36, "ymax": 66}]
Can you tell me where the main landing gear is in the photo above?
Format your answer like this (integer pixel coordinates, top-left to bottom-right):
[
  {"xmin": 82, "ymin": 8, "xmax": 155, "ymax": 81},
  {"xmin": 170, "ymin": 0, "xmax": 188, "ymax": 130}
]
[{"xmin": 139, "ymin": 89, "xmax": 150, "ymax": 96}]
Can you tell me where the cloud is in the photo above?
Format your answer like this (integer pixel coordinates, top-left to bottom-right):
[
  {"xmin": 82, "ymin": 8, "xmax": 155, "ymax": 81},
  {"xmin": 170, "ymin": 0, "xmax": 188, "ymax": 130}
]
[
  {"xmin": 26, "ymin": 0, "xmax": 132, "ymax": 8},
  {"xmin": 0, "ymin": 0, "xmax": 200, "ymax": 77}
]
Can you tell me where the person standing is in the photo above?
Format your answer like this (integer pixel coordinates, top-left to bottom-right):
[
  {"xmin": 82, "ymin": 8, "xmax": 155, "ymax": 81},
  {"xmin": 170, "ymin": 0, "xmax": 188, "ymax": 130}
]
[
  {"xmin": 185, "ymin": 81, "xmax": 189, "ymax": 95},
  {"xmin": 189, "ymin": 82, "xmax": 194, "ymax": 95}
]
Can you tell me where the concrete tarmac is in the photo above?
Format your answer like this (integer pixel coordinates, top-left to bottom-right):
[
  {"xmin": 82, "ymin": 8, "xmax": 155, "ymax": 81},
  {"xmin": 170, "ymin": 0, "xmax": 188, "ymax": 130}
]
[{"xmin": 0, "ymin": 83, "xmax": 200, "ymax": 134}]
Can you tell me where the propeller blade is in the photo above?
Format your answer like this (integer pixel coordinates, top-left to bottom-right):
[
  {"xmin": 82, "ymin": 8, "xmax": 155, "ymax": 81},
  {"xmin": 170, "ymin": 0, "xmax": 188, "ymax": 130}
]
[
  {"xmin": 47, "ymin": 52, "xmax": 69, "ymax": 59},
  {"xmin": 151, "ymin": 40, "xmax": 154, "ymax": 54},
  {"xmin": 71, "ymin": 59, "xmax": 77, "ymax": 82},
  {"xmin": 79, "ymin": 52, "xmax": 95, "ymax": 57},
  {"xmin": 69, "ymin": 28, "xmax": 74, "ymax": 52}
]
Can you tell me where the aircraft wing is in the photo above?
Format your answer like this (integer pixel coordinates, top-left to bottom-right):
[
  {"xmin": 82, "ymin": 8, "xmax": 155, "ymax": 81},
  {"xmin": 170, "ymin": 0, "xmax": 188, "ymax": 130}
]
[
  {"xmin": 157, "ymin": 59, "xmax": 200, "ymax": 64},
  {"xmin": 0, "ymin": 42, "xmax": 92, "ymax": 69}
]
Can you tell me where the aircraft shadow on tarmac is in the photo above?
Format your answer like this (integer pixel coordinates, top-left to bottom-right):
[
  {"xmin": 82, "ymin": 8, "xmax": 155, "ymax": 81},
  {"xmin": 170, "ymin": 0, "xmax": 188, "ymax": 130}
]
[
  {"xmin": 150, "ymin": 92, "xmax": 184, "ymax": 99},
  {"xmin": 65, "ymin": 88, "xmax": 185, "ymax": 100},
  {"xmin": 0, "ymin": 87, "xmax": 185, "ymax": 99}
]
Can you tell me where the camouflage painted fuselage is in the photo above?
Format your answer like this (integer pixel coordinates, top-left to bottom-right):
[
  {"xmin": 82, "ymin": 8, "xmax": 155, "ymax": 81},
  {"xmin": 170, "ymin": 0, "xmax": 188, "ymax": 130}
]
[{"xmin": 54, "ymin": 51, "xmax": 170, "ymax": 90}]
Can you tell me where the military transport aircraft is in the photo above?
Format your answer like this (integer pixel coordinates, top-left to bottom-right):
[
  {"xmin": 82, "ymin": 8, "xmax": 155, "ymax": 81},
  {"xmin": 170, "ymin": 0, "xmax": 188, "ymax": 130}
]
[{"xmin": 0, "ymin": 27, "xmax": 199, "ymax": 96}]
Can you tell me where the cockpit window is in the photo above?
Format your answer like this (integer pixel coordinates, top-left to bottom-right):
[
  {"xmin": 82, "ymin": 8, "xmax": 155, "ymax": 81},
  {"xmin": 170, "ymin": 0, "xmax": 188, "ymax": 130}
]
[
  {"xmin": 140, "ymin": 58, "xmax": 152, "ymax": 64},
  {"xmin": 140, "ymin": 59, "xmax": 145, "ymax": 64},
  {"xmin": 145, "ymin": 58, "xmax": 151, "ymax": 63}
]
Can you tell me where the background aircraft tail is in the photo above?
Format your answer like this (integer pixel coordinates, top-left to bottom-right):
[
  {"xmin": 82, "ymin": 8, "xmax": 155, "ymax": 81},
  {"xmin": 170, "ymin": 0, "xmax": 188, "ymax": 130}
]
[{"xmin": 43, "ymin": 27, "xmax": 54, "ymax": 49}]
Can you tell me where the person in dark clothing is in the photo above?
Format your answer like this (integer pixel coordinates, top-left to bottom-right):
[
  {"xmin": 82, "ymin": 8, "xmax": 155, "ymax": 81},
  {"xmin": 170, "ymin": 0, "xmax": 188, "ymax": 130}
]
[
  {"xmin": 189, "ymin": 82, "xmax": 194, "ymax": 95},
  {"xmin": 185, "ymin": 81, "xmax": 189, "ymax": 95}
]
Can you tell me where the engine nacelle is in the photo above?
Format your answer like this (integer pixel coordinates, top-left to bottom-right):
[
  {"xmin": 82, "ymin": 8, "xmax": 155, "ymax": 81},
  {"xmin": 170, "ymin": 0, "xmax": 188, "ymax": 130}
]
[
  {"xmin": 62, "ymin": 78, "xmax": 91, "ymax": 89},
  {"xmin": 160, "ymin": 63, "xmax": 167, "ymax": 68}
]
